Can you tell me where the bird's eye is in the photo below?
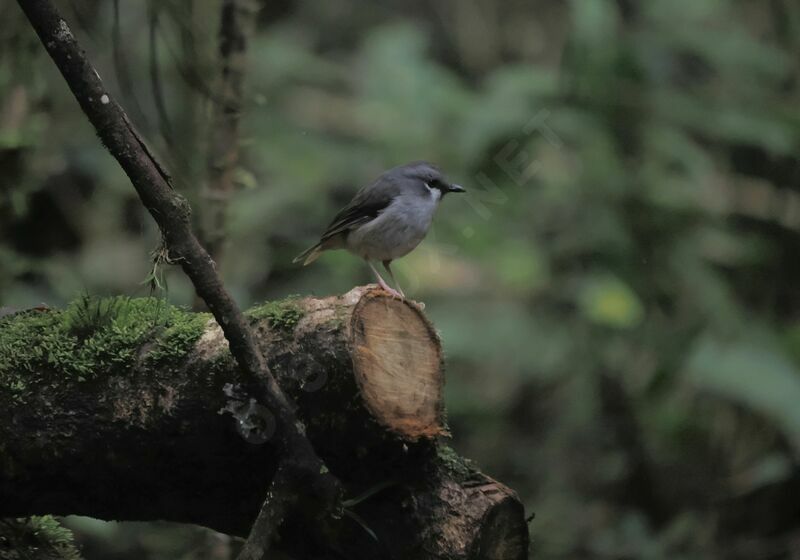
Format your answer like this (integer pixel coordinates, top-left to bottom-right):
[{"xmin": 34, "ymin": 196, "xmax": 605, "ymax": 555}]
[{"xmin": 424, "ymin": 182, "xmax": 433, "ymax": 191}]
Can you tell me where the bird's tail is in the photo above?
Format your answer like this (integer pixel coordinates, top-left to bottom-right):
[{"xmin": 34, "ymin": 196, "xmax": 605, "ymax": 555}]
[{"xmin": 292, "ymin": 242, "xmax": 324, "ymax": 266}]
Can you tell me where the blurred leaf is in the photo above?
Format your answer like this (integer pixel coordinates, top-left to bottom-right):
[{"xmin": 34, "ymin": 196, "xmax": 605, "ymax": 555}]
[
  {"xmin": 686, "ymin": 333, "xmax": 800, "ymax": 453},
  {"xmin": 733, "ymin": 454, "xmax": 793, "ymax": 493},
  {"xmin": 578, "ymin": 274, "xmax": 644, "ymax": 329},
  {"xmin": 569, "ymin": 0, "xmax": 619, "ymax": 48},
  {"xmin": 491, "ymin": 239, "xmax": 549, "ymax": 294}
]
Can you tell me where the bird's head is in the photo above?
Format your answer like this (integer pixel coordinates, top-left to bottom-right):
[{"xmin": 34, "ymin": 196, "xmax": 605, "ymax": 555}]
[{"xmin": 397, "ymin": 161, "xmax": 466, "ymax": 197}]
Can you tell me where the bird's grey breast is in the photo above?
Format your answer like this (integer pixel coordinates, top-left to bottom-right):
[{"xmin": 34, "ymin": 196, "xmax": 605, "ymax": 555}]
[{"xmin": 346, "ymin": 184, "xmax": 441, "ymax": 260}]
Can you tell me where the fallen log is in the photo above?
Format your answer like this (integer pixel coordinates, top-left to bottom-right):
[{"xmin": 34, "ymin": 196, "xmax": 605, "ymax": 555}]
[{"xmin": 0, "ymin": 286, "xmax": 528, "ymax": 559}]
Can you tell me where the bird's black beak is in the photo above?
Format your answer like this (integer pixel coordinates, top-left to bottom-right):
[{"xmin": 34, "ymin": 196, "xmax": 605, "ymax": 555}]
[{"xmin": 448, "ymin": 183, "xmax": 466, "ymax": 193}]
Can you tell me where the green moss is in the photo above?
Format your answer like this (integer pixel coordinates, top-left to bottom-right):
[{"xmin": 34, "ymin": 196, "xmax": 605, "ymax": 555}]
[
  {"xmin": 0, "ymin": 297, "xmax": 209, "ymax": 400},
  {"xmin": 246, "ymin": 296, "xmax": 304, "ymax": 334},
  {"xmin": 206, "ymin": 348, "xmax": 238, "ymax": 378},
  {"xmin": 0, "ymin": 516, "xmax": 82, "ymax": 560},
  {"xmin": 436, "ymin": 444, "xmax": 477, "ymax": 481}
]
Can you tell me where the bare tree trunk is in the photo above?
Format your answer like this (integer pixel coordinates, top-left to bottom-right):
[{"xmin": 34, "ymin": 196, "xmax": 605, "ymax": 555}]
[{"xmin": 199, "ymin": 0, "xmax": 258, "ymax": 267}]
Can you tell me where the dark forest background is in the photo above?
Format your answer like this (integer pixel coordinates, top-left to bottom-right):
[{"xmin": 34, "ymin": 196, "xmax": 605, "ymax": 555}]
[{"xmin": 2, "ymin": 0, "xmax": 800, "ymax": 558}]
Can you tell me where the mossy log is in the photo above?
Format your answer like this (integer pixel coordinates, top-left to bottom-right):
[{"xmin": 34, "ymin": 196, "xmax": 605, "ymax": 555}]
[{"xmin": 0, "ymin": 286, "xmax": 528, "ymax": 560}]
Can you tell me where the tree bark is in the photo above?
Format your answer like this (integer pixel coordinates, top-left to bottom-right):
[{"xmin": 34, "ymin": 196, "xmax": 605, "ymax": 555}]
[{"xmin": 0, "ymin": 287, "xmax": 529, "ymax": 559}]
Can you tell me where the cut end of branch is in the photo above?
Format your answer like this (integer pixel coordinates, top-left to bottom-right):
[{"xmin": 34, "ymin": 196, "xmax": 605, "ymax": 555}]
[
  {"xmin": 471, "ymin": 488, "xmax": 530, "ymax": 560},
  {"xmin": 350, "ymin": 290, "xmax": 445, "ymax": 440}
]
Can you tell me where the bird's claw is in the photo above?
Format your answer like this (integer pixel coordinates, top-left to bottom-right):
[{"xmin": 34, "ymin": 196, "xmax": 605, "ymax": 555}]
[
  {"xmin": 384, "ymin": 287, "xmax": 405, "ymax": 300},
  {"xmin": 375, "ymin": 280, "xmax": 404, "ymax": 300}
]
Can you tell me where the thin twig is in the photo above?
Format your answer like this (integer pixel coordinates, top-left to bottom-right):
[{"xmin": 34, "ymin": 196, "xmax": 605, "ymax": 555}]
[{"xmin": 236, "ymin": 465, "xmax": 296, "ymax": 560}]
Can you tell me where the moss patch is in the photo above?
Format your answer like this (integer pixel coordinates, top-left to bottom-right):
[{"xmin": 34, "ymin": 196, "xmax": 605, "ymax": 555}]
[
  {"xmin": 0, "ymin": 297, "xmax": 209, "ymax": 401},
  {"xmin": 246, "ymin": 296, "xmax": 304, "ymax": 334},
  {"xmin": 436, "ymin": 445, "xmax": 477, "ymax": 482},
  {"xmin": 0, "ymin": 516, "xmax": 82, "ymax": 560}
]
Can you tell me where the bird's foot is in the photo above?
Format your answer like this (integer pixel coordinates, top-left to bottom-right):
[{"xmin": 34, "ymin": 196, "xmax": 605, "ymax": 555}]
[
  {"xmin": 383, "ymin": 287, "xmax": 405, "ymax": 300},
  {"xmin": 376, "ymin": 279, "xmax": 404, "ymax": 300}
]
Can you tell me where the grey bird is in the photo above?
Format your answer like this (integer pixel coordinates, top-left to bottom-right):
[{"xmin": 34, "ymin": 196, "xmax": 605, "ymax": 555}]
[{"xmin": 293, "ymin": 161, "xmax": 465, "ymax": 298}]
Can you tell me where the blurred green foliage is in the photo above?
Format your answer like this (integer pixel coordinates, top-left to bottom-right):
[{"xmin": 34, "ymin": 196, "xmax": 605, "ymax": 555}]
[{"xmin": 2, "ymin": 0, "xmax": 800, "ymax": 558}]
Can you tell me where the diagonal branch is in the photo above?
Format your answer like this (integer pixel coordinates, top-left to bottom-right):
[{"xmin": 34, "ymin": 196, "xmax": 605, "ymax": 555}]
[
  {"xmin": 236, "ymin": 466, "xmax": 296, "ymax": 560},
  {"xmin": 15, "ymin": 1, "xmax": 340, "ymax": 556}
]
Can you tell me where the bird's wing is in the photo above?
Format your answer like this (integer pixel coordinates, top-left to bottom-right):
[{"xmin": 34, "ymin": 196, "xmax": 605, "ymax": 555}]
[{"xmin": 319, "ymin": 179, "xmax": 398, "ymax": 241}]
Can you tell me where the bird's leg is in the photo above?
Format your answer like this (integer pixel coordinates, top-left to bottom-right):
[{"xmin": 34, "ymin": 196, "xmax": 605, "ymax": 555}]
[
  {"xmin": 382, "ymin": 260, "xmax": 405, "ymax": 298},
  {"xmin": 367, "ymin": 260, "xmax": 402, "ymax": 298}
]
